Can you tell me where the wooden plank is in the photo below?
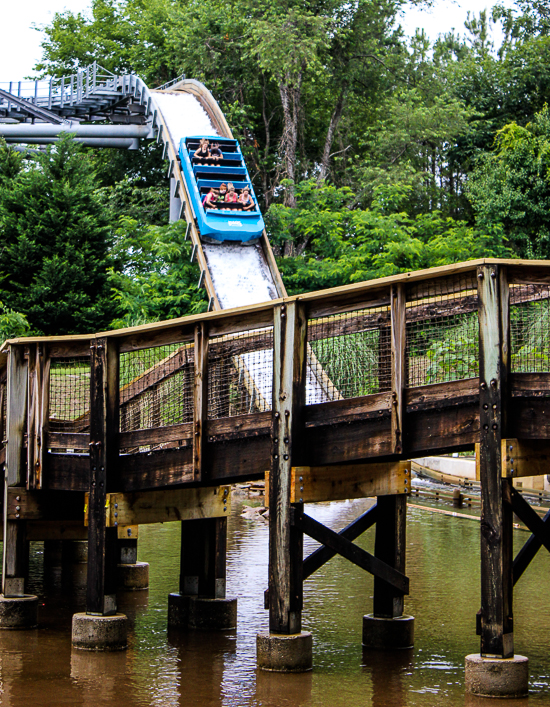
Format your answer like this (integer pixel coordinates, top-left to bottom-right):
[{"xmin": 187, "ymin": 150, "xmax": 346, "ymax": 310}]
[
  {"xmin": 279, "ymin": 462, "xmax": 410, "ymax": 504},
  {"xmin": 207, "ymin": 411, "xmax": 271, "ymax": 440},
  {"xmin": 477, "ymin": 264, "xmax": 513, "ymax": 658},
  {"xmin": 268, "ymin": 301, "xmax": 307, "ymax": 635},
  {"xmin": 295, "ymin": 508, "xmax": 409, "ymax": 595},
  {"xmin": 26, "ymin": 521, "xmax": 88, "ymax": 541},
  {"xmin": 48, "ymin": 432, "xmax": 91, "ymax": 449},
  {"xmin": 36, "ymin": 344, "xmax": 50, "ymax": 490},
  {"xmin": 193, "ymin": 323, "xmax": 208, "ymax": 482},
  {"xmin": 405, "ymin": 378, "xmax": 479, "ymax": 409},
  {"xmin": 103, "ymin": 485, "xmax": 230, "ymax": 526},
  {"xmin": 26, "ymin": 344, "xmax": 38, "ymax": 488},
  {"xmin": 119, "ymin": 423, "xmax": 192, "ymax": 449},
  {"xmin": 303, "ymin": 503, "xmax": 379, "ymax": 580},
  {"xmin": 373, "ymin": 495, "xmax": 407, "ymax": 618},
  {"xmin": 43, "ymin": 453, "xmax": 89, "ymax": 491},
  {"xmin": 117, "ymin": 446, "xmax": 194, "ymax": 491},
  {"xmin": 305, "ymin": 392, "xmax": 391, "ymax": 428},
  {"xmin": 6, "ymin": 344, "xmax": 27, "ymax": 486},
  {"xmin": 510, "ymin": 372, "xmax": 550, "ymax": 396},
  {"xmin": 502, "ymin": 439, "xmax": 550, "ymax": 478},
  {"xmin": 6, "ymin": 489, "xmax": 84, "ymax": 521},
  {"xmin": 505, "ymin": 485, "xmax": 550, "ymax": 554},
  {"xmin": 391, "ymin": 284, "xmax": 406, "ymax": 454}
]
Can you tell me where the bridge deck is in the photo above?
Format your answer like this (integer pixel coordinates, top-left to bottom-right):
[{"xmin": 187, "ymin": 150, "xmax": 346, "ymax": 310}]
[{"xmin": 1, "ymin": 258, "xmax": 548, "ymax": 494}]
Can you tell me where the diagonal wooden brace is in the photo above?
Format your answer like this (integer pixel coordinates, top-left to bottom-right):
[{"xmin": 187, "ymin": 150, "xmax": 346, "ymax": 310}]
[
  {"xmin": 292, "ymin": 507, "xmax": 408, "ymax": 595},
  {"xmin": 303, "ymin": 503, "xmax": 379, "ymax": 580},
  {"xmin": 504, "ymin": 484, "xmax": 550, "ymax": 584}
]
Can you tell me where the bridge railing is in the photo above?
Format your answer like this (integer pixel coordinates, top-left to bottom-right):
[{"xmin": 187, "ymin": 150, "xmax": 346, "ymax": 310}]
[{"xmin": 2, "ymin": 258, "xmax": 550, "ymax": 494}]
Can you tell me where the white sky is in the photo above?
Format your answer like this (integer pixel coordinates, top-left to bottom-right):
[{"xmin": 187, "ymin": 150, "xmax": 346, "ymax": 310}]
[{"xmin": 0, "ymin": 0, "xmax": 517, "ymax": 83}]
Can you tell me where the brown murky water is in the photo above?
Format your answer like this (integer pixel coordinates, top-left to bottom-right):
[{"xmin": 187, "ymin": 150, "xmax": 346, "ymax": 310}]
[{"xmin": 2, "ymin": 490, "xmax": 549, "ymax": 706}]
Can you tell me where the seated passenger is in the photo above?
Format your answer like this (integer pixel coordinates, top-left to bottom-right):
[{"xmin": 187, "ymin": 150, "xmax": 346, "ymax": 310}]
[
  {"xmin": 217, "ymin": 183, "xmax": 228, "ymax": 208},
  {"xmin": 225, "ymin": 183, "xmax": 240, "ymax": 208},
  {"xmin": 193, "ymin": 138, "xmax": 210, "ymax": 163},
  {"xmin": 202, "ymin": 187, "xmax": 218, "ymax": 209},
  {"xmin": 209, "ymin": 143, "xmax": 223, "ymax": 162},
  {"xmin": 239, "ymin": 186, "xmax": 255, "ymax": 211}
]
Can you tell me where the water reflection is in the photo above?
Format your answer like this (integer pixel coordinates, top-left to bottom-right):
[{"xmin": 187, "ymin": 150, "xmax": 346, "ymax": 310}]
[{"xmin": 0, "ymin": 495, "xmax": 549, "ymax": 705}]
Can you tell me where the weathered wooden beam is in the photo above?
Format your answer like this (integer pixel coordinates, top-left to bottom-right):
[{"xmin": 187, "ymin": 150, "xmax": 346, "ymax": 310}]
[
  {"xmin": 86, "ymin": 337, "xmax": 118, "ymax": 616},
  {"xmin": 373, "ymin": 495, "xmax": 407, "ymax": 618},
  {"xmin": 294, "ymin": 507, "xmax": 408, "ymax": 595},
  {"xmin": 303, "ymin": 503, "xmax": 379, "ymax": 580},
  {"xmin": 193, "ymin": 322, "xmax": 208, "ymax": 482},
  {"xmin": 505, "ymin": 485, "xmax": 550, "ymax": 555},
  {"xmin": 501, "ymin": 438, "xmax": 550, "ymax": 478},
  {"xmin": 87, "ymin": 485, "xmax": 231, "ymax": 526},
  {"xmin": 265, "ymin": 462, "xmax": 410, "ymax": 505},
  {"xmin": 6, "ymin": 345, "xmax": 27, "ymax": 487},
  {"xmin": 391, "ymin": 284, "xmax": 406, "ymax": 454},
  {"xmin": 512, "ymin": 508, "xmax": 550, "ymax": 585},
  {"xmin": 3, "ymin": 344, "xmax": 29, "ymax": 597},
  {"xmin": 26, "ymin": 521, "xmax": 88, "ymax": 541},
  {"xmin": 268, "ymin": 301, "xmax": 307, "ymax": 635},
  {"xmin": 180, "ymin": 517, "xmax": 228, "ymax": 598},
  {"xmin": 477, "ymin": 264, "xmax": 514, "ymax": 658},
  {"xmin": 6, "ymin": 489, "xmax": 84, "ymax": 521}
]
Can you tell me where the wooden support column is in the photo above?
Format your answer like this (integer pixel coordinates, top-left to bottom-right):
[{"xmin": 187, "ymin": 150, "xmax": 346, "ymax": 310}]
[
  {"xmin": 268, "ymin": 300, "xmax": 307, "ymax": 635},
  {"xmin": 193, "ymin": 322, "xmax": 208, "ymax": 482},
  {"xmin": 371, "ymin": 284, "xmax": 407, "ymax": 618},
  {"xmin": 390, "ymin": 283, "xmax": 405, "ymax": 455},
  {"xmin": 3, "ymin": 344, "xmax": 29, "ymax": 597},
  {"xmin": 27, "ymin": 343, "xmax": 48, "ymax": 490},
  {"xmin": 373, "ymin": 495, "xmax": 407, "ymax": 618},
  {"xmin": 86, "ymin": 337, "xmax": 119, "ymax": 616},
  {"xmin": 180, "ymin": 517, "xmax": 227, "ymax": 599},
  {"xmin": 478, "ymin": 264, "xmax": 513, "ymax": 658}
]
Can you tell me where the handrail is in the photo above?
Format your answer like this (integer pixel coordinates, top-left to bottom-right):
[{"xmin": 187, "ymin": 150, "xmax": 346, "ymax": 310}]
[{"xmin": 2, "ymin": 257, "xmax": 546, "ymax": 349}]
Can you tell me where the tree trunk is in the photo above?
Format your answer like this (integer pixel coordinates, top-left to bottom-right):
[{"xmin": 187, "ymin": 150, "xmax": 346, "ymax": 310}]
[
  {"xmin": 318, "ymin": 87, "xmax": 347, "ymax": 183},
  {"xmin": 279, "ymin": 70, "xmax": 303, "ymax": 209}
]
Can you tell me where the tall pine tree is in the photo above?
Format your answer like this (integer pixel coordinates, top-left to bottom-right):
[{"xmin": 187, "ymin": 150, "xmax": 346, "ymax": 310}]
[{"xmin": 0, "ymin": 136, "xmax": 115, "ymax": 335}]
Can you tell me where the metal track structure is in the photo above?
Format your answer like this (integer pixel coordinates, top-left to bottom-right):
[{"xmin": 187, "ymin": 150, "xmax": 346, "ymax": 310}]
[{"xmin": 0, "ymin": 64, "xmax": 286, "ymax": 310}]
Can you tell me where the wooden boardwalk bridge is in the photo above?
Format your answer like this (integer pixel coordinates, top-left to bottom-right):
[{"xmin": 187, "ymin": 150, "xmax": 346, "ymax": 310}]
[{"xmin": 1, "ymin": 257, "xmax": 549, "ymax": 696}]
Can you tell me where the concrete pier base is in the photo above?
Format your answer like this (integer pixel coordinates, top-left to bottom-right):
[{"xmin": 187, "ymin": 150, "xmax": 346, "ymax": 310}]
[
  {"xmin": 0, "ymin": 595, "xmax": 38, "ymax": 629},
  {"xmin": 362, "ymin": 614, "xmax": 415, "ymax": 650},
  {"xmin": 117, "ymin": 562, "xmax": 149, "ymax": 591},
  {"xmin": 71, "ymin": 613, "xmax": 128, "ymax": 651},
  {"xmin": 256, "ymin": 632, "xmax": 313, "ymax": 672},
  {"xmin": 167, "ymin": 593, "xmax": 237, "ymax": 630},
  {"xmin": 465, "ymin": 654, "xmax": 529, "ymax": 698}
]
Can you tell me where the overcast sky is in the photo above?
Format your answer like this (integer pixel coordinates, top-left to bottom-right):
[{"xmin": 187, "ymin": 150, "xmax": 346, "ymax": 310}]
[{"xmin": 0, "ymin": 0, "xmax": 517, "ymax": 84}]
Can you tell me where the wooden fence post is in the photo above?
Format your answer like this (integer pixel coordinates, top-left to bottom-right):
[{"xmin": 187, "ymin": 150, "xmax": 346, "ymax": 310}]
[
  {"xmin": 3, "ymin": 344, "xmax": 29, "ymax": 597},
  {"xmin": 477, "ymin": 264, "xmax": 513, "ymax": 658},
  {"xmin": 268, "ymin": 300, "xmax": 307, "ymax": 635},
  {"xmin": 86, "ymin": 337, "xmax": 119, "ymax": 616},
  {"xmin": 193, "ymin": 322, "xmax": 208, "ymax": 483}
]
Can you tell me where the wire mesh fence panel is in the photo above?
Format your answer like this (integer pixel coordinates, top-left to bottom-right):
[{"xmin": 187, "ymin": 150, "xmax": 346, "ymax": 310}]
[
  {"xmin": 120, "ymin": 343, "xmax": 195, "ymax": 441},
  {"xmin": 49, "ymin": 358, "xmax": 91, "ymax": 432},
  {"xmin": 406, "ymin": 274, "xmax": 479, "ymax": 387},
  {"xmin": 208, "ymin": 328, "xmax": 273, "ymax": 419},
  {"xmin": 510, "ymin": 284, "xmax": 550, "ymax": 373},
  {"xmin": 308, "ymin": 306, "xmax": 392, "ymax": 402}
]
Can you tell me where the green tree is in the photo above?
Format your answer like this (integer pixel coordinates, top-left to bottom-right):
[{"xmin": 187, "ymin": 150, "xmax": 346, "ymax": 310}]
[
  {"xmin": 467, "ymin": 105, "xmax": 550, "ymax": 258},
  {"xmin": 0, "ymin": 136, "xmax": 115, "ymax": 335},
  {"xmin": 109, "ymin": 219, "xmax": 208, "ymax": 327}
]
